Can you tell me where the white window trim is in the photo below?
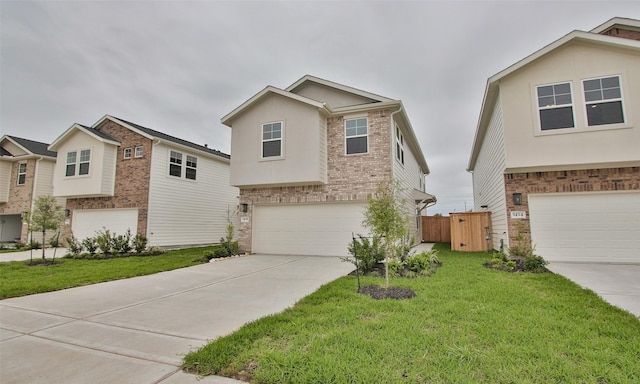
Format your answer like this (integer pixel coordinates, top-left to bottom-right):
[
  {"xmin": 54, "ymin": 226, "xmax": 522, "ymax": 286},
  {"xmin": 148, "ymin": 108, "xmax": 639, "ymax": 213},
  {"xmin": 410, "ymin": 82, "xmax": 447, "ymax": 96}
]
[
  {"xmin": 260, "ymin": 121, "xmax": 284, "ymax": 161},
  {"xmin": 17, "ymin": 162, "xmax": 27, "ymax": 185},
  {"xmin": 581, "ymin": 74, "xmax": 627, "ymax": 129},
  {"xmin": 395, "ymin": 123, "xmax": 405, "ymax": 165},
  {"xmin": 123, "ymin": 147, "xmax": 132, "ymax": 159},
  {"xmin": 134, "ymin": 146, "xmax": 143, "ymax": 158},
  {"xmin": 167, "ymin": 149, "xmax": 197, "ymax": 181},
  {"xmin": 65, "ymin": 148, "xmax": 91, "ymax": 178},
  {"xmin": 185, "ymin": 154, "xmax": 197, "ymax": 181},
  {"xmin": 344, "ymin": 117, "xmax": 369, "ymax": 155}
]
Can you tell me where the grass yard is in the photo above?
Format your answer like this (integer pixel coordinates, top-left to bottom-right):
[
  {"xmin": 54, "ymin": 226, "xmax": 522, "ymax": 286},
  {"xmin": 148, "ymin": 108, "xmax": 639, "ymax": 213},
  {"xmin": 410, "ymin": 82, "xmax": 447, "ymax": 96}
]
[
  {"xmin": 0, "ymin": 246, "xmax": 213, "ymax": 299},
  {"xmin": 183, "ymin": 244, "xmax": 640, "ymax": 383}
]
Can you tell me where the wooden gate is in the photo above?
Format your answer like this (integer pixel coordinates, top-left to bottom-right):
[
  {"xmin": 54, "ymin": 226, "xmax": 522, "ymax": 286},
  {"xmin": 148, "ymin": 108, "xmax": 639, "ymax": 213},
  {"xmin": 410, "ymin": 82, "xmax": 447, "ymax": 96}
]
[
  {"xmin": 421, "ymin": 216, "xmax": 451, "ymax": 243},
  {"xmin": 450, "ymin": 212, "xmax": 492, "ymax": 252}
]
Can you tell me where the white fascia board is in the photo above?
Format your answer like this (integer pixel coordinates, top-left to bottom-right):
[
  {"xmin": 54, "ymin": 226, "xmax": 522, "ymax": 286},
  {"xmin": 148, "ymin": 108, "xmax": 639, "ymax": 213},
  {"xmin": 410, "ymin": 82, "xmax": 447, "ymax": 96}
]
[
  {"xmin": 221, "ymin": 86, "xmax": 328, "ymax": 127},
  {"xmin": 590, "ymin": 17, "xmax": 640, "ymax": 34},
  {"xmin": 49, "ymin": 123, "xmax": 120, "ymax": 151},
  {"xmin": 286, "ymin": 75, "xmax": 395, "ymax": 103},
  {"xmin": 152, "ymin": 138, "xmax": 231, "ymax": 163}
]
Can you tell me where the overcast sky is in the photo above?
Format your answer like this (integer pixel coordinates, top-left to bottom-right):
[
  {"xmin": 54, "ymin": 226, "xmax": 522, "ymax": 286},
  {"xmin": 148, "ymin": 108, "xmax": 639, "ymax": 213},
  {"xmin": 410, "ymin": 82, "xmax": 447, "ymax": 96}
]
[{"xmin": 1, "ymin": 1, "xmax": 638, "ymax": 214}]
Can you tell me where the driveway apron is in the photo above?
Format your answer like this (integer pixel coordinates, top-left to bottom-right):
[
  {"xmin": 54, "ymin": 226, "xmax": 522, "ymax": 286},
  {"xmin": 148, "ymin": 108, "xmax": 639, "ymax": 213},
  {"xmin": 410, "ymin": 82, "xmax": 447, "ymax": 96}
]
[{"xmin": 0, "ymin": 255, "xmax": 356, "ymax": 384}]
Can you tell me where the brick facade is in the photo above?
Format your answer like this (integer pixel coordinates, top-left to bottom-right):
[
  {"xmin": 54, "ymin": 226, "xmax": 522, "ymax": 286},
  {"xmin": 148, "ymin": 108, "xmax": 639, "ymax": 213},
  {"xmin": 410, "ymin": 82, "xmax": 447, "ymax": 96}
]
[
  {"xmin": 63, "ymin": 120, "xmax": 153, "ymax": 240},
  {"xmin": 504, "ymin": 166, "xmax": 640, "ymax": 246},
  {"xmin": 600, "ymin": 27, "xmax": 640, "ymax": 41},
  {"xmin": 0, "ymin": 159, "xmax": 35, "ymax": 242},
  {"xmin": 237, "ymin": 109, "xmax": 393, "ymax": 252}
]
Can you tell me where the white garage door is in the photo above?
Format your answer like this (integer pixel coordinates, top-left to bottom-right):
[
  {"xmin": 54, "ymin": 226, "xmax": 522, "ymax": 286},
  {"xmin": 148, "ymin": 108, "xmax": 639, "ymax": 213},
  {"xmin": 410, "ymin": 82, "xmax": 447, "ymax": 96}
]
[
  {"xmin": 72, "ymin": 209, "xmax": 139, "ymax": 241},
  {"xmin": 252, "ymin": 203, "xmax": 368, "ymax": 256},
  {"xmin": 529, "ymin": 191, "xmax": 640, "ymax": 263}
]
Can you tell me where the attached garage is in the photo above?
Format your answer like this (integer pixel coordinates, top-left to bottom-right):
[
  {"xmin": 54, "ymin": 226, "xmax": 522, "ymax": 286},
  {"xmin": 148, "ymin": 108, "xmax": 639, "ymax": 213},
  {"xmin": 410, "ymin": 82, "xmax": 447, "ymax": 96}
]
[
  {"xmin": 529, "ymin": 191, "xmax": 640, "ymax": 263},
  {"xmin": 252, "ymin": 203, "xmax": 368, "ymax": 256},
  {"xmin": 71, "ymin": 208, "xmax": 139, "ymax": 241}
]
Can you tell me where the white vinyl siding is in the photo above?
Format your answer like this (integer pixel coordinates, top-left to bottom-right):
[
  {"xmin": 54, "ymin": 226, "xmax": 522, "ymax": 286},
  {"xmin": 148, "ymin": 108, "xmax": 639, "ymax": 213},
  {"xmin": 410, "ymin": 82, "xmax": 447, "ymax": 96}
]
[
  {"xmin": 529, "ymin": 191, "xmax": 640, "ymax": 263},
  {"xmin": 101, "ymin": 146, "xmax": 117, "ymax": 196},
  {"xmin": 252, "ymin": 203, "xmax": 367, "ymax": 256},
  {"xmin": 472, "ymin": 94, "xmax": 508, "ymax": 251},
  {"xmin": 147, "ymin": 143, "xmax": 238, "ymax": 247},
  {"xmin": 31, "ymin": 159, "xmax": 66, "ymax": 243},
  {"xmin": 0, "ymin": 161, "xmax": 11, "ymax": 202}
]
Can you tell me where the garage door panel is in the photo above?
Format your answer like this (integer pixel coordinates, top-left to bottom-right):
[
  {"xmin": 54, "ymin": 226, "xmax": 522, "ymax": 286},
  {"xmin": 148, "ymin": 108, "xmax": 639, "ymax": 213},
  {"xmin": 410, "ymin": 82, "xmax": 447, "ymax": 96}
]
[
  {"xmin": 529, "ymin": 191, "xmax": 640, "ymax": 263},
  {"xmin": 253, "ymin": 203, "xmax": 367, "ymax": 257},
  {"xmin": 72, "ymin": 209, "xmax": 138, "ymax": 241}
]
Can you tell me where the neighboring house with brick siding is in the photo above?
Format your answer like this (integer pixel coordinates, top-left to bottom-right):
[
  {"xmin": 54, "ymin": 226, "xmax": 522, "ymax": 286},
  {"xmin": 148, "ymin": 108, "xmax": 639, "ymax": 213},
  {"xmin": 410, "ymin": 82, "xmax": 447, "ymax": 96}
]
[
  {"xmin": 48, "ymin": 115, "xmax": 238, "ymax": 247},
  {"xmin": 222, "ymin": 75, "xmax": 435, "ymax": 256},
  {"xmin": 468, "ymin": 17, "xmax": 640, "ymax": 263},
  {"xmin": 0, "ymin": 135, "xmax": 63, "ymax": 244}
]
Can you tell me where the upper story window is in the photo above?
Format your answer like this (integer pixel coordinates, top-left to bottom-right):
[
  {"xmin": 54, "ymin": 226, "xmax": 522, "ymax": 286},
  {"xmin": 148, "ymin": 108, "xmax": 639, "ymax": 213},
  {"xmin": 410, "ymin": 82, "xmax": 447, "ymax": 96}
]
[
  {"xmin": 262, "ymin": 122, "xmax": 282, "ymax": 158},
  {"xmin": 537, "ymin": 82, "xmax": 575, "ymax": 130},
  {"xmin": 169, "ymin": 150, "xmax": 197, "ymax": 180},
  {"xmin": 395, "ymin": 124, "xmax": 404, "ymax": 165},
  {"xmin": 65, "ymin": 149, "xmax": 90, "ymax": 177},
  {"xmin": 186, "ymin": 155, "xmax": 197, "ymax": 180},
  {"xmin": 345, "ymin": 117, "xmax": 368, "ymax": 154},
  {"xmin": 135, "ymin": 146, "xmax": 144, "ymax": 158},
  {"xmin": 583, "ymin": 75, "xmax": 624, "ymax": 126},
  {"xmin": 123, "ymin": 148, "xmax": 132, "ymax": 159},
  {"xmin": 17, "ymin": 162, "xmax": 27, "ymax": 185},
  {"xmin": 169, "ymin": 151, "xmax": 182, "ymax": 177}
]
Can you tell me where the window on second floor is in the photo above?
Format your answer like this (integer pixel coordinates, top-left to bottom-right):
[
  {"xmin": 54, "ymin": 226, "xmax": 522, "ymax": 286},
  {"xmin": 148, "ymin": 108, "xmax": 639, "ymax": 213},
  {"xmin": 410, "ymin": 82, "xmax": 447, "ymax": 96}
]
[
  {"xmin": 135, "ymin": 146, "xmax": 144, "ymax": 158},
  {"xmin": 583, "ymin": 75, "xmax": 625, "ymax": 126},
  {"xmin": 169, "ymin": 150, "xmax": 197, "ymax": 180},
  {"xmin": 395, "ymin": 124, "xmax": 404, "ymax": 165},
  {"xmin": 345, "ymin": 117, "xmax": 368, "ymax": 154},
  {"xmin": 66, "ymin": 149, "xmax": 90, "ymax": 177},
  {"xmin": 17, "ymin": 162, "xmax": 27, "ymax": 185},
  {"xmin": 186, "ymin": 155, "xmax": 197, "ymax": 180},
  {"xmin": 169, "ymin": 150, "xmax": 182, "ymax": 177},
  {"xmin": 262, "ymin": 122, "xmax": 282, "ymax": 158},
  {"xmin": 537, "ymin": 82, "xmax": 575, "ymax": 130},
  {"xmin": 123, "ymin": 148, "xmax": 132, "ymax": 159}
]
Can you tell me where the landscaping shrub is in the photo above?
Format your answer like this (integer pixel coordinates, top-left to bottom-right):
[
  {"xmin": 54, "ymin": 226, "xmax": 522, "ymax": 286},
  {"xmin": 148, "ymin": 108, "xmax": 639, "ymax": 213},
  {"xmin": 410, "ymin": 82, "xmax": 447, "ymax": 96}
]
[
  {"xmin": 95, "ymin": 229, "xmax": 113, "ymax": 254},
  {"xmin": 112, "ymin": 229, "xmax": 132, "ymax": 254},
  {"xmin": 27, "ymin": 240, "xmax": 41, "ymax": 250},
  {"xmin": 524, "ymin": 254, "xmax": 548, "ymax": 273},
  {"xmin": 387, "ymin": 259, "xmax": 404, "ymax": 277},
  {"xmin": 405, "ymin": 249, "xmax": 440, "ymax": 274},
  {"xmin": 133, "ymin": 234, "xmax": 148, "ymax": 253},
  {"xmin": 82, "ymin": 237, "xmax": 98, "ymax": 255},
  {"xmin": 66, "ymin": 236, "xmax": 83, "ymax": 256},
  {"xmin": 345, "ymin": 235, "xmax": 385, "ymax": 274}
]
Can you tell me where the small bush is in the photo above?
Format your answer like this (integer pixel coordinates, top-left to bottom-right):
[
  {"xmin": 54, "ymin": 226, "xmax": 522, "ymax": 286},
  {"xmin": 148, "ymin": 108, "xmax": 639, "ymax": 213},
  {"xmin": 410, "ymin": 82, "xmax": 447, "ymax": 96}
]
[
  {"xmin": 112, "ymin": 229, "xmax": 132, "ymax": 254},
  {"xmin": 346, "ymin": 235, "xmax": 385, "ymax": 274},
  {"xmin": 148, "ymin": 246, "xmax": 165, "ymax": 255},
  {"xmin": 213, "ymin": 247, "xmax": 229, "ymax": 259},
  {"xmin": 387, "ymin": 259, "xmax": 404, "ymax": 277},
  {"xmin": 524, "ymin": 254, "xmax": 548, "ymax": 273},
  {"xmin": 82, "ymin": 237, "xmax": 98, "ymax": 255},
  {"xmin": 133, "ymin": 234, "xmax": 148, "ymax": 253},
  {"xmin": 28, "ymin": 240, "xmax": 42, "ymax": 250},
  {"xmin": 95, "ymin": 228, "xmax": 113, "ymax": 254},
  {"xmin": 66, "ymin": 236, "xmax": 83, "ymax": 256},
  {"xmin": 48, "ymin": 235, "xmax": 61, "ymax": 248},
  {"xmin": 509, "ymin": 222, "xmax": 534, "ymax": 259},
  {"xmin": 14, "ymin": 241, "xmax": 26, "ymax": 249},
  {"xmin": 505, "ymin": 260, "xmax": 517, "ymax": 271}
]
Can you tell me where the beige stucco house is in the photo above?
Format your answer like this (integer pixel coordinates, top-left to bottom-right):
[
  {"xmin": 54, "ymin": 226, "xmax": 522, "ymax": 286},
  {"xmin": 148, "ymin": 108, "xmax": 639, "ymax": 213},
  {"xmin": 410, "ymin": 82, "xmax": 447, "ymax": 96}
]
[
  {"xmin": 0, "ymin": 135, "xmax": 62, "ymax": 244},
  {"xmin": 49, "ymin": 115, "xmax": 238, "ymax": 247},
  {"xmin": 468, "ymin": 17, "xmax": 640, "ymax": 263},
  {"xmin": 222, "ymin": 75, "xmax": 435, "ymax": 256}
]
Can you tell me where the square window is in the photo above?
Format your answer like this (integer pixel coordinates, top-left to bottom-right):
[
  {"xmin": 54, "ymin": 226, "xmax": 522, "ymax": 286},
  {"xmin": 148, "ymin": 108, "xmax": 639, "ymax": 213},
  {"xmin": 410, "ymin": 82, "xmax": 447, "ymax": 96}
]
[
  {"xmin": 345, "ymin": 118, "xmax": 368, "ymax": 154},
  {"xmin": 536, "ymin": 82, "xmax": 574, "ymax": 130},
  {"xmin": 262, "ymin": 122, "xmax": 282, "ymax": 158}
]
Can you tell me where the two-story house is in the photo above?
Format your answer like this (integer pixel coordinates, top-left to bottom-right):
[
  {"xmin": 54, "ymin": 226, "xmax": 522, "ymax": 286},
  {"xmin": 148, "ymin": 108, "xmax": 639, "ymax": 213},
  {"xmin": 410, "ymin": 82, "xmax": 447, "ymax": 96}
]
[
  {"xmin": 1, "ymin": 135, "xmax": 62, "ymax": 244},
  {"xmin": 222, "ymin": 75, "xmax": 435, "ymax": 256},
  {"xmin": 468, "ymin": 17, "xmax": 640, "ymax": 263},
  {"xmin": 48, "ymin": 115, "xmax": 239, "ymax": 247}
]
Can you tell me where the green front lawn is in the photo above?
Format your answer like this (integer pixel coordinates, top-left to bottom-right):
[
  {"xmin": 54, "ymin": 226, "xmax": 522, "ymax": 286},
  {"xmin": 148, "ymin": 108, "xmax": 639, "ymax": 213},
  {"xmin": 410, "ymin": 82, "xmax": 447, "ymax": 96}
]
[
  {"xmin": 0, "ymin": 247, "xmax": 213, "ymax": 299},
  {"xmin": 184, "ymin": 244, "xmax": 640, "ymax": 383}
]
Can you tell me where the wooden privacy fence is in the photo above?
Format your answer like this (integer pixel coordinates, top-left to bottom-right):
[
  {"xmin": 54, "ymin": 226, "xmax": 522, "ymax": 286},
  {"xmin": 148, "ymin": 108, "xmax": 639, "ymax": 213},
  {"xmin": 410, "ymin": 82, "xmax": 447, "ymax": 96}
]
[
  {"xmin": 421, "ymin": 216, "xmax": 451, "ymax": 243},
  {"xmin": 422, "ymin": 212, "xmax": 492, "ymax": 252}
]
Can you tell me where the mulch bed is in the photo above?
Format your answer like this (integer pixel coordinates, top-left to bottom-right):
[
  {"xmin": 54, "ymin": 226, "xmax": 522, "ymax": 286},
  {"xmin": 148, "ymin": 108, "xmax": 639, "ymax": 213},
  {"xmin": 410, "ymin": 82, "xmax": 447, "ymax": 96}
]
[{"xmin": 358, "ymin": 285, "xmax": 416, "ymax": 300}]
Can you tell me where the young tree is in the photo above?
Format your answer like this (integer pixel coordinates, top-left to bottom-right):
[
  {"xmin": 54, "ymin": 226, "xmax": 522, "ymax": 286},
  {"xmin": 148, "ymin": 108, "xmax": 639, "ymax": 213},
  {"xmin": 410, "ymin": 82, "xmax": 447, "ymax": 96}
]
[
  {"xmin": 362, "ymin": 180, "xmax": 411, "ymax": 288},
  {"xmin": 28, "ymin": 195, "xmax": 65, "ymax": 261}
]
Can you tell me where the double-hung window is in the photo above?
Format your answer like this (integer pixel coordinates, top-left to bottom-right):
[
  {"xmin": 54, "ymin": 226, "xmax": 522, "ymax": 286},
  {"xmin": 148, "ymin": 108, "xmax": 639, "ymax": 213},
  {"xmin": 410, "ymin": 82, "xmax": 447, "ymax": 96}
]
[
  {"xmin": 135, "ymin": 146, "xmax": 144, "ymax": 158},
  {"xmin": 536, "ymin": 82, "xmax": 574, "ymax": 130},
  {"xmin": 186, "ymin": 155, "xmax": 197, "ymax": 180},
  {"xmin": 65, "ymin": 149, "xmax": 90, "ymax": 176},
  {"xmin": 169, "ymin": 151, "xmax": 182, "ymax": 177},
  {"xmin": 262, "ymin": 122, "xmax": 282, "ymax": 158},
  {"xmin": 123, "ymin": 148, "xmax": 132, "ymax": 159},
  {"xmin": 17, "ymin": 162, "xmax": 27, "ymax": 185},
  {"xmin": 345, "ymin": 117, "xmax": 368, "ymax": 154},
  {"xmin": 395, "ymin": 124, "xmax": 404, "ymax": 165},
  {"xmin": 583, "ymin": 75, "xmax": 624, "ymax": 126}
]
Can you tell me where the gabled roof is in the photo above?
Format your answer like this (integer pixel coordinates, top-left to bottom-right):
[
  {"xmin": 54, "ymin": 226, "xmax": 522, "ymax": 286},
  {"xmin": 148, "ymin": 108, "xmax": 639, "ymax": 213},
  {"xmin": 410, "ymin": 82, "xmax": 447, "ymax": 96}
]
[
  {"xmin": 221, "ymin": 86, "xmax": 329, "ymax": 127},
  {"xmin": 49, "ymin": 123, "xmax": 121, "ymax": 151},
  {"xmin": 590, "ymin": 17, "xmax": 640, "ymax": 34},
  {"xmin": 286, "ymin": 75, "xmax": 395, "ymax": 103},
  {"xmin": 1, "ymin": 135, "xmax": 57, "ymax": 158},
  {"xmin": 467, "ymin": 18, "xmax": 640, "ymax": 171},
  {"xmin": 104, "ymin": 115, "xmax": 230, "ymax": 159}
]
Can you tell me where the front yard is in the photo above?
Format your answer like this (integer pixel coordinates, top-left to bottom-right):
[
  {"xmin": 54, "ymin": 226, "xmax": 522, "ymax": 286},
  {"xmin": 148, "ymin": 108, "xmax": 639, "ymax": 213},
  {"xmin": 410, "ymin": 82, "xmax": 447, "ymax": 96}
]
[{"xmin": 184, "ymin": 244, "xmax": 640, "ymax": 383}]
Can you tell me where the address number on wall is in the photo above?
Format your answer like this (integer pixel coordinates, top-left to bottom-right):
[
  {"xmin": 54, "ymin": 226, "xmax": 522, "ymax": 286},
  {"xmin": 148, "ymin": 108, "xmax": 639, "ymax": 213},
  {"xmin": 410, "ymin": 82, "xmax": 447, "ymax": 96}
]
[{"xmin": 510, "ymin": 211, "xmax": 527, "ymax": 219}]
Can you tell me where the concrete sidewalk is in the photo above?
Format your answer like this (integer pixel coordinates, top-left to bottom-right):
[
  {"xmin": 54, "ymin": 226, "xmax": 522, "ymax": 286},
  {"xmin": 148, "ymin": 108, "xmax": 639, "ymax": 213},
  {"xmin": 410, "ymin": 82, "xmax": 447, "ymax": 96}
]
[
  {"xmin": 0, "ymin": 254, "xmax": 356, "ymax": 383},
  {"xmin": 547, "ymin": 262, "xmax": 640, "ymax": 318},
  {"xmin": 0, "ymin": 247, "xmax": 69, "ymax": 262}
]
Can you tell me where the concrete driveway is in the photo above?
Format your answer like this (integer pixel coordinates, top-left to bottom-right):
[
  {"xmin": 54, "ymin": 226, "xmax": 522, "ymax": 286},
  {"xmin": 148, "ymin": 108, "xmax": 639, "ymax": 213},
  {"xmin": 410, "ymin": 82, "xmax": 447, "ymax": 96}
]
[
  {"xmin": 547, "ymin": 262, "xmax": 640, "ymax": 318},
  {"xmin": 0, "ymin": 255, "xmax": 355, "ymax": 384}
]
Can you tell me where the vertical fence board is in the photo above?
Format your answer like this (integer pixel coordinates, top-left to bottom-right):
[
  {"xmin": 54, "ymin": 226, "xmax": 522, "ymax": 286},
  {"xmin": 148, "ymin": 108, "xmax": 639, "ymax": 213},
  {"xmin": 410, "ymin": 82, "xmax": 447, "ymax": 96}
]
[
  {"xmin": 450, "ymin": 212, "xmax": 492, "ymax": 252},
  {"xmin": 421, "ymin": 216, "xmax": 451, "ymax": 243}
]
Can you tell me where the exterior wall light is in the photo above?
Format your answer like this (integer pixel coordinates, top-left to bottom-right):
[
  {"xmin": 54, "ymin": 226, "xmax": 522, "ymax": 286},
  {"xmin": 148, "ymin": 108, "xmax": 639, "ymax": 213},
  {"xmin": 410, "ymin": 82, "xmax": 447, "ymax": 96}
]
[
  {"xmin": 513, "ymin": 193, "xmax": 522, "ymax": 205},
  {"xmin": 240, "ymin": 203, "xmax": 248, "ymax": 213},
  {"xmin": 64, "ymin": 209, "xmax": 71, "ymax": 217}
]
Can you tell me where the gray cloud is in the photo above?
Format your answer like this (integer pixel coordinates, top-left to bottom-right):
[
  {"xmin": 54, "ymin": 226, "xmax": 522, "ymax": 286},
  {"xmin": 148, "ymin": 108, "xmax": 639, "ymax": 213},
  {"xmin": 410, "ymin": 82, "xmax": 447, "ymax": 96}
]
[{"xmin": 2, "ymin": 0, "xmax": 638, "ymax": 214}]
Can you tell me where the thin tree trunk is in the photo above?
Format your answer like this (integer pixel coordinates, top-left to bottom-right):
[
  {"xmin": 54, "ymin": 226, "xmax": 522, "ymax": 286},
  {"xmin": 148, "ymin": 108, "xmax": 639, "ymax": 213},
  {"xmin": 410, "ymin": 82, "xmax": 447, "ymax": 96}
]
[{"xmin": 42, "ymin": 230, "xmax": 46, "ymax": 260}]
